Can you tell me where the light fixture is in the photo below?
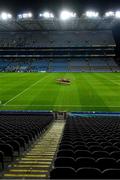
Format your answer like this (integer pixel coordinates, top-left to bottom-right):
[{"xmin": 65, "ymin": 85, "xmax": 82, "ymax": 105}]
[{"xmin": 60, "ymin": 10, "xmax": 76, "ymax": 20}]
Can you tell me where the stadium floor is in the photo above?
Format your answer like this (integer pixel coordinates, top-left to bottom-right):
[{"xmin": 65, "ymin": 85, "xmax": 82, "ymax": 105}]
[{"xmin": 0, "ymin": 72, "xmax": 120, "ymax": 112}]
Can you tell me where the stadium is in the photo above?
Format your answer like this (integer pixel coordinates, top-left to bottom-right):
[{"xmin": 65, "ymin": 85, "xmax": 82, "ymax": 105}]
[{"xmin": 0, "ymin": 6, "xmax": 120, "ymax": 179}]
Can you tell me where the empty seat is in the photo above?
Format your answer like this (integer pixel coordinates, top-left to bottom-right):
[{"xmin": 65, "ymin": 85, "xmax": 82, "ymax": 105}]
[
  {"xmin": 87, "ymin": 142, "xmax": 99, "ymax": 147},
  {"xmin": 60, "ymin": 141, "xmax": 73, "ymax": 146},
  {"xmin": 0, "ymin": 144, "xmax": 14, "ymax": 161},
  {"xmin": 110, "ymin": 151, "xmax": 120, "ymax": 160},
  {"xmin": 54, "ymin": 157, "xmax": 75, "ymax": 169},
  {"xmin": 114, "ymin": 142, "xmax": 120, "ymax": 148},
  {"xmin": 14, "ymin": 137, "xmax": 26, "ymax": 151},
  {"xmin": 57, "ymin": 150, "xmax": 74, "ymax": 158},
  {"xmin": 102, "ymin": 169, "xmax": 120, "ymax": 179},
  {"xmin": 76, "ymin": 168, "xmax": 101, "ymax": 179},
  {"xmin": 59, "ymin": 144, "xmax": 73, "ymax": 151},
  {"xmin": 75, "ymin": 150, "xmax": 92, "ymax": 159},
  {"xmin": 96, "ymin": 158, "xmax": 119, "ymax": 171},
  {"xmin": 76, "ymin": 157, "xmax": 96, "ymax": 169},
  {"xmin": 73, "ymin": 141, "xmax": 85, "ymax": 146},
  {"xmin": 0, "ymin": 151, "xmax": 4, "ymax": 170},
  {"xmin": 89, "ymin": 146, "xmax": 103, "ymax": 152},
  {"xmin": 50, "ymin": 167, "xmax": 75, "ymax": 179},
  {"xmin": 104, "ymin": 146, "xmax": 119, "ymax": 153},
  {"xmin": 92, "ymin": 151, "xmax": 110, "ymax": 160},
  {"xmin": 74, "ymin": 145, "xmax": 88, "ymax": 151},
  {"xmin": 100, "ymin": 142, "xmax": 112, "ymax": 147},
  {"xmin": 6, "ymin": 140, "xmax": 21, "ymax": 156},
  {"xmin": 108, "ymin": 139, "xmax": 119, "ymax": 144}
]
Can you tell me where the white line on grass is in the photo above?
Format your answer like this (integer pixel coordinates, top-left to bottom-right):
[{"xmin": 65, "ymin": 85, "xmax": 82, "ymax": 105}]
[
  {"xmin": 99, "ymin": 76, "xmax": 120, "ymax": 86},
  {"xmin": 4, "ymin": 75, "xmax": 49, "ymax": 105},
  {"xmin": 1, "ymin": 104, "xmax": 120, "ymax": 107},
  {"xmin": 108, "ymin": 79, "xmax": 120, "ymax": 86}
]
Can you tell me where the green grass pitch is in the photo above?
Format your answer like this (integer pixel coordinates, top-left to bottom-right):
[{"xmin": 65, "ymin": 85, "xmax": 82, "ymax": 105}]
[{"xmin": 0, "ymin": 72, "xmax": 120, "ymax": 112}]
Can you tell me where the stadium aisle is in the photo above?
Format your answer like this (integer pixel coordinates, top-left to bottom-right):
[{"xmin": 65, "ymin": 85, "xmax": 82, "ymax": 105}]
[{"xmin": 2, "ymin": 121, "xmax": 65, "ymax": 179}]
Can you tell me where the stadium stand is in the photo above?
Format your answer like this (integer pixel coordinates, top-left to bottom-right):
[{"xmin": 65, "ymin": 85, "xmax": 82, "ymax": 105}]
[
  {"xmin": 0, "ymin": 57, "xmax": 119, "ymax": 72},
  {"xmin": 0, "ymin": 112, "xmax": 66, "ymax": 179},
  {"xmin": 50, "ymin": 115, "xmax": 120, "ymax": 179},
  {"xmin": 0, "ymin": 113, "xmax": 53, "ymax": 174},
  {"xmin": 0, "ymin": 15, "xmax": 120, "ymax": 180},
  {"xmin": 0, "ymin": 113, "xmax": 120, "ymax": 179},
  {"xmin": 0, "ymin": 31, "xmax": 115, "ymax": 48},
  {"xmin": 0, "ymin": 30, "xmax": 119, "ymax": 72}
]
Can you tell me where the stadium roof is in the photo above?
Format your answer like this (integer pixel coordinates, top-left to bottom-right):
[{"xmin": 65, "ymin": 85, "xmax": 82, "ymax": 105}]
[
  {"xmin": 0, "ymin": 10, "xmax": 120, "ymax": 31},
  {"xmin": 0, "ymin": 17, "xmax": 120, "ymax": 32}
]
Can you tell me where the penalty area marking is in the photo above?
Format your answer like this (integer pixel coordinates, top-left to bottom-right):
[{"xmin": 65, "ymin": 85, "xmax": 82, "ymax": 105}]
[{"xmin": 4, "ymin": 75, "xmax": 49, "ymax": 106}]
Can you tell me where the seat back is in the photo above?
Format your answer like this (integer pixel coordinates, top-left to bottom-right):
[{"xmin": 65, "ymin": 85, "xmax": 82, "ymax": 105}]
[
  {"xmin": 76, "ymin": 168, "xmax": 101, "ymax": 179},
  {"xmin": 50, "ymin": 167, "xmax": 75, "ymax": 179}
]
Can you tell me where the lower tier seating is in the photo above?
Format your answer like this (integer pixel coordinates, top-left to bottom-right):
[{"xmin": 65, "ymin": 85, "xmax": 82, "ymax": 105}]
[
  {"xmin": 1, "ymin": 113, "xmax": 120, "ymax": 179},
  {"xmin": 0, "ymin": 58, "xmax": 119, "ymax": 72},
  {"xmin": 50, "ymin": 115, "xmax": 120, "ymax": 179},
  {"xmin": 0, "ymin": 113, "xmax": 53, "ymax": 172},
  {"xmin": 1, "ymin": 120, "xmax": 65, "ymax": 179}
]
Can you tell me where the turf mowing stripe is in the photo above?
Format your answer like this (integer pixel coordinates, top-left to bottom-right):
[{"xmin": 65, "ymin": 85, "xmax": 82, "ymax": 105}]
[
  {"xmin": 1, "ymin": 72, "xmax": 120, "ymax": 112},
  {"xmin": 4, "ymin": 75, "xmax": 49, "ymax": 105},
  {"xmin": 54, "ymin": 73, "xmax": 81, "ymax": 110},
  {"xmin": 81, "ymin": 73, "xmax": 110, "ymax": 111}
]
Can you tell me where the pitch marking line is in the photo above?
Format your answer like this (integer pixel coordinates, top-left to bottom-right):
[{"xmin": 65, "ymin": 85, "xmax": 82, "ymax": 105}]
[
  {"xmin": 99, "ymin": 76, "xmax": 120, "ymax": 86},
  {"xmin": 108, "ymin": 79, "xmax": 120, "ymax": 86},
  {"xmin": 4, "ymin": 75, "xmax": 49, "ymax": 106},
  {"xmin": 1, "ymin": 105, "xmax": 120, "ymax": 107}
]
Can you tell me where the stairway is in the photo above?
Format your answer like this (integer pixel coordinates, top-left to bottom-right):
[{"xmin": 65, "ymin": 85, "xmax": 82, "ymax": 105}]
[{"xmin": 2, "ymin": 121, "xmax": 65, "ymax": 179}]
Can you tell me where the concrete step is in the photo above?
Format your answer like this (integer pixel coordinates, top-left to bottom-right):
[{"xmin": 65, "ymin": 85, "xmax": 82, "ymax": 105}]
[{"xmin": 2, "ymin": 122, "xmax": 65, "ymax": 179}]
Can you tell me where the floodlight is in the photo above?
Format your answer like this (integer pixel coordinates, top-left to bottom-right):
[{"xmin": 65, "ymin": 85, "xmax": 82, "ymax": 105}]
[
  {"xmin": 39, "ymin": 12, "xmax": 54, "ymax": 19},
  {"xmin": 23, "ymin": 13, "xmax": 28, "ymax": 18},
  {"xmin": 51, "ymin": 14, "xmax": 54, "ymax": 18},
  {"xmin": 18, "ymin": 12, "xmax": 33, "ymax": 19},
  {"xmin": 115, "ymin": 11, "xmax": 120, "ymax": 18},
  {"xmin": 18, "ymin": 14, "xmax": 22, "ymax": 19},
  {"xmin": 43, "ymin": 12, "xmax": 51, "ymax": 18},
  {"xmin": 0, "ymin": 12, "xmax": 12, "ymax": 20},
  {"xmin": 105, "ymin": 11, "xmax": 114, "ymax": 17},
  {"xmin": 60, "ymin": 10, "xmax": 76, "ymax": 20},
  {"xmin": 1, "ymin": 12, "xmax": 8, "ymax": 20},
  {"xmin": 85, "ymin": 11, "xmax": 99, "ymax": 18},
  {"xmin": 8, "ymin": 14, "xmax": 12, "ymax": 19},
  {"xmin": 29, "ymin": 13, "xmax": 32, "ymax": 18}
]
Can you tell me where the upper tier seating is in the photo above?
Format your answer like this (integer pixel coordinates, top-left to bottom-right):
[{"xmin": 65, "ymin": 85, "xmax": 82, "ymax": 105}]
[{"xmin": 0, "ymin": 30, "xmax": 115, "ymax": 48}]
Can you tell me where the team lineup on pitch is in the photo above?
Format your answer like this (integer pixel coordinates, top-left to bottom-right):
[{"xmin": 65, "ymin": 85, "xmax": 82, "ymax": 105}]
[{"xmin": 0, "ymin": 72, "xmax": 120, "ymax": 112}]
